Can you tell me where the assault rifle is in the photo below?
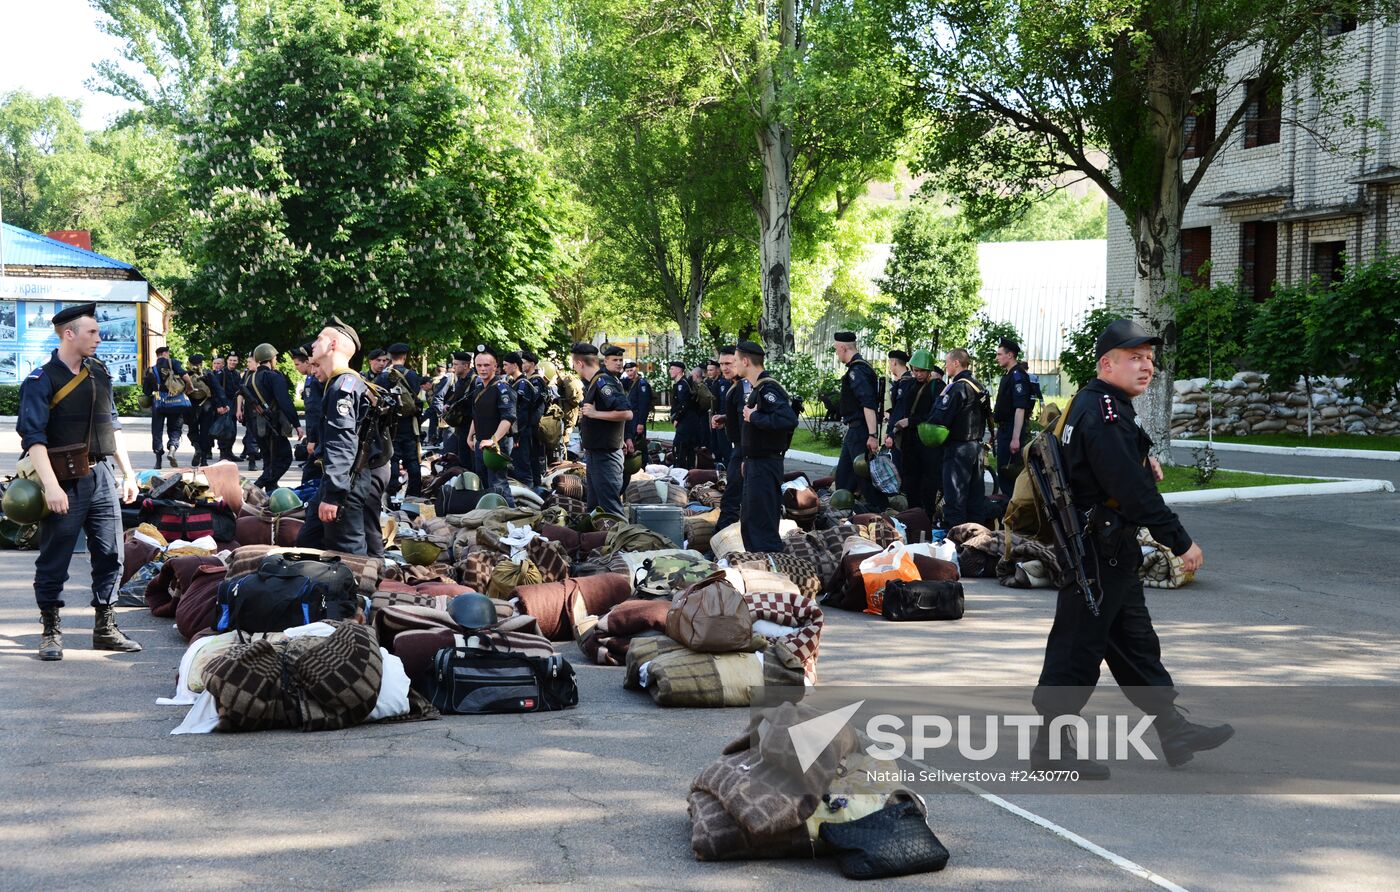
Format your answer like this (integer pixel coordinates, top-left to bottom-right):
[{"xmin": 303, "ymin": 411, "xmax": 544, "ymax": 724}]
[{"xmin": 1025, "ymin": 424, "xmax": 1100, "ymax": 617}]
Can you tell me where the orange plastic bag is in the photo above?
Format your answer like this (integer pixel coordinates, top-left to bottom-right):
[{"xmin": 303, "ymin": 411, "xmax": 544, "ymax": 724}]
[{"xmin": 860, "ymin": 543, "xmax": 921, "ymax": 616}]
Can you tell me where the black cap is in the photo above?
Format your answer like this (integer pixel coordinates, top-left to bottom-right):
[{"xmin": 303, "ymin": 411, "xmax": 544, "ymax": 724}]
[
  {"xmin": 520, "ymin": 349, "xmax": 538, "ymax": 364},
  {"xmin": 932, "ymin": 365, "xmax": 946, "ymax": 376},
  {"xmin": 366, "ymin": 348, "xmax": 385, "ymax": 361},
  {"xmin": 52, "ymin": 303, "xmax": 98, "ymax": 327},
  {"xmin": 502, "ymin": 350, "xmax": 523, "ymax": 366},
  {"xmin": 322, "ymin": 316, "xmax": 362, "ymax": 369},
  {"xmin": 475, "ymin": 344, "xmax": 497, "ymax": 359},
  {"xmin": 1095, "ymin": 319, "xmax": 1163, "ymax": 360},
  {"xmin": 705, "ymin": 359, "xmax": 719, "ymax": 368},
  {"xmin": 718, "ymin": 344, "xmax": 736, "ymax": 356},
  {"xmin": 602, "ymin": 344, "xmax": 625, "ymax": 357},
  {"xmin": 451, "ymin": 350, "xmax": 472, "ymax": 362},
  {"xmin": 570, "ymin": 342, "xmax": 598, "ymax": 356},
  {"xmin": 667, "ymin": 360, "xmax": 686, "ymax": 370},
  {"xmin": 834, "ymin": 331, "xmax": 856, "ymax": 343},
  {"xmin": 888, "ymin": 349, "xmax": 909, "ymax": 362},
  {"xmin": 189, "ymin": 353, "xmax": 205, "ymax": 364},
  {"xmin": 288, "ymin": 346, "xmax": 308, "ymax": 360},
  {"xmin": 999, "ymin": 337, "xmax": 1021, "ymax": 356},
  {"xmin": 387, "ymin": 342, "xmax": 410, "ymax": 356},
  {"xmin": 623, "ymin": 360, "xmax": 637, "ymax": 369},
  {"xmin": 736, "ymin": 340, "xmax": 765, "ymax": 358}
]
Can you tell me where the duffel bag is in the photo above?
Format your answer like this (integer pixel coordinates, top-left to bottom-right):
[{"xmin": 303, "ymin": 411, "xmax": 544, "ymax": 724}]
[
  {"xmin": 139, "ymin": 497, "xmax": 237, "ymax": 543},
  {"xmin": 436, "ymin": 486, "xmax": 485, "ymax": 517},
  {"xmin": 881, "ymin": 579, "xmax": 964, "ymax": 622},
  {"xmin": 213, "ymin": 552, "xmax": 359, "ymax": 633},
  {"xmin": 665, "ymin": 572, "xmax": 753, "ymax": 653},
  {"xmin": 425, "ymin": 638, "xmax": 578, "ymax": 714}
]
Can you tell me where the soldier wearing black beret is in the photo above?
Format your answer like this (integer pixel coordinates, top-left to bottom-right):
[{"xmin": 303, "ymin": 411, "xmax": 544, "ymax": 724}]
[{"xmin": 572, "ymin": 342, "xmax": 630, "ymax": 514}]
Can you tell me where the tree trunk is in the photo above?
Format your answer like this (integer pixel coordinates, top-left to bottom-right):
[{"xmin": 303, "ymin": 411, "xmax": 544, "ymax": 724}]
[
  {"xmin": 682, "ymin": 262, "xmax": 704, "ymax": 343},
  {"xmin": 752, "ymin": 0, "xmax": 797, "ymax": 360}
]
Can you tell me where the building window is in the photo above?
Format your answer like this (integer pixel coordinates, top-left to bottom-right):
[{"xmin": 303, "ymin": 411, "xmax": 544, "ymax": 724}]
[
  {"xmin": 1311, "ymin": 241, "xmax": 1347, "ymax": 286},
  {"xmin": 1243, "ymin": 80, "xmax": 1282, "ymax": 148},
  {"xmin": 1323, "ymin": 15, "xmax": 1358, "ymax": 37},
  {"xmin": 1240, "ymin": 221, "xmax": 1278, "ymax": 300},
  {"xmin": 1180, "ymin": 227, "xmax": 1211, "ymax": 285},
  {"xmin": 1183, "ymin": 91, "xmax": 1216, "ymax": 160}
]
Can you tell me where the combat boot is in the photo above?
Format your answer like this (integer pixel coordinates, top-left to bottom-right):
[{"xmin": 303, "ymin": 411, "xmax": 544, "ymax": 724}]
[
  {"xmin": 92, "ymin": 605, "xmax": 142, "ymax": 652},
  {"xmin": 38, "ymin": 608, "xmax": 63, "ymax": 661},
  {"xmin": 1030, "ymin": 724, "xmax": 1111, "ymax": 780},
  {"xmin": 1156, "ymin": 709, "xmax": 1234, "ymax": 768}
]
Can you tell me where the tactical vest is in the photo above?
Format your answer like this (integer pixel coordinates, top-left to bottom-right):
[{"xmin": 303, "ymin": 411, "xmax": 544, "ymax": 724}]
[
  {"xmin": 839, "ymin": 358, "xmax": 874, "ymax": 421},
  {"xmin": 946, "ymin": 377, "xmax": 989, "ymax": 442},
  {"xmin": 474, "ymin": 375, "xmax": 509, "ymax": 439},
  {"xmin": 742, "ymin": 378, "xmax": 795, "ymax": 459},
  {"xmin": 42, "ymin": 357, "xmax": 117, "ymax": 457},
  {"xmin": 578, "ymin": 373, "xmax": 624, "ymax": 450}
]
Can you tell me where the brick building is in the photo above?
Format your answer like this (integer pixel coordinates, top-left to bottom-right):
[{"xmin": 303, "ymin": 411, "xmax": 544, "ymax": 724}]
[{"xmin": 1107, "ymin": 18, "xmax": 1400, "ymax": 301}]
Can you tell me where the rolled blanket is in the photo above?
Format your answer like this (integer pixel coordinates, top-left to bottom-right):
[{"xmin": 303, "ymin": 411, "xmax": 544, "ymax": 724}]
[
  {"xmin": 513, "ymin": 573, "xmax": 631, "ymax": 641},
  {"xmin": 686, "ymin": 469, "xmax": 719, "ymax": 487},
  {"xmin": 234, "ymin": 511, "xmax": 305, "ymax": 547},
  {"xmin": 121, "ymin": 534, "xmax": 161, "ymax": 587},
  {"xmin": 536, "ymin": 523, "xmax": 581, "ymax": 556},
  {"xmin": 896, "ymin": 508, "xmax": 934, "ymax": 546},
  {"xmin": 576, "ymin": 599, "xmax": 671, "ymax": 666},
  {"xmin": 551, "ymin": 473, "xmax": 586, "ymax": 502},
  {"xmin": 145, "ymin": 555, "xmax": 224, "ymax": 618},
  {"xmin": 392, "ymin": 617, "xmax": 556, "ymax": 689},
  {"xmin": 744, "ymin": 590, "xmax": 824, "ymax": 683},
  {"xmin": 176, "ymin": 563, "xmax": 228, "ymax": 641},
  {"xmin": 723, "ymin": 552, "xmax": 822, "ymax": 602},
  {"xmin": 226, "ymin": 544, "xmax": 382, "ymax": 596},
  {"xmin": 625, "ymin": 637, "xmax": 804, "ymax": 707}
]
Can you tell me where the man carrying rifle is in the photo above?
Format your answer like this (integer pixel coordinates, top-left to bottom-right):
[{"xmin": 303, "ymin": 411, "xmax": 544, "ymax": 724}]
[
  {"xmin": 246, "ymin": 343, "xmax": 302, "ymax": 491},
  {"xmin": 1030, "ymin": 319, "xmax": 1226, "ymax": 780}
]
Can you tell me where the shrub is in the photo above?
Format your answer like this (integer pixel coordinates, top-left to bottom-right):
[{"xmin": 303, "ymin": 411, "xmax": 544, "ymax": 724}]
[
  {"xmin": 1059, "ymin": 306, "xmax": 1119, "ymax": 387},
  {"xmin": 1311, "ymin": 252, "xmax": 1400, "ymax": 404},
  {"xmin": 1170, "ymin": 278, "xmax": 1256, "ymax": 379},
  {"xmin": 969, "ymin": 315, "xmax": 1023, "ymax": 382}
]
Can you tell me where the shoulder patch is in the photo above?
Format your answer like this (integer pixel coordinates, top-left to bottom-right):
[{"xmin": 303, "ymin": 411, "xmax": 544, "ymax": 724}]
[
  {"xmin": 765, "ymin": 391, "xmax": 777, "ymax": 404},
  {"xmin": 27, "ymin": 367, "xmax": 44, "ymax": 380},
  {"xmin": 602, "ymin": 385, "xmax": 615, "ymax": 397},
  {"xmin": 1015, "ymin": 383, "xmax": 1025, "ymax": 394},
  {"xmin": 1100, "ymin": 394, "xmax": 1119, "ymax": 423}
]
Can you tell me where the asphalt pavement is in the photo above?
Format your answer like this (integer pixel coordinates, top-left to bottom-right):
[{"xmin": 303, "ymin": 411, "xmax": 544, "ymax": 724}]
[{"xmin": 2, "ymin": 425, "xmax": 1398, "ymax": 890}]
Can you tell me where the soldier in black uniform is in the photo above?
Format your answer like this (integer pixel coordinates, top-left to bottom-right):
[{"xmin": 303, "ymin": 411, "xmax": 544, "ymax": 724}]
[
  {"xmin": 215, "ymin": 352, "xmax": 242, "ymax": 461},
  {"xmin": 1030, "ymin": 319, "xmax": 1223, "ymax": 778},
  {"xmin": 376, "ymin": 343, "xmax": 424, "ymax": 500},
  {"xmin": 668, "ymin": 361, "xmax": 706, "ymax": 469},
  {"xmin": 704, "ymin": 359, "xmax": 730, "ymax": 463},
  {"xmin": 522, "ymin": 349, "xmax": 553, "ymax": 488},
  {"xmin": 298, "ymin": 316, "xmax": 390, "ymax": 556},
  {"xmin": 440, "ymin": 351, "xmax": 474, "ymax": 461},
  {"xmin": 833, "ymin": 331, "xmax": 884, "ymax": 509},
  {"xmin": 884, "ymin": 349, "xmax": 914, "ymax": 466},
  {"xmin": 602, "ymin": 344, "xmax": 626, "ymax": 379},
  {"xmin": 736, "ymin": 341, "xmax": 798, "ymax": 552},
  {"xmin": 714, "ymin": 346, "xmax": 747, "ymax": 532},
  {"xmin": 572, "ymin": 343, "xmax": 630, "ymax": 515},
  {"xmin": 142, "ymin": 346, "xmax": 191, "ymax": 468},
  {"xmin": 19, "ymin": 303, "xmax": 142, "ymax": 660},
  {"xmin": 185, "ymin": 353, "xmax": 229, "ymax": 467},
  {"xmin": 927, "ymin": 348, "xmax": 991, "ymax": 528},
  {"xmin": 502, "ymin": 351, "xmax": 539, "ymax": 487},
  {"xmin": 884, "ymin": 349, "xmax": 945, "ymax": 518},
  {"xmin": 291, "ymin": 345, "xmax": 325, "ymax": 484},
  {"xmin": 248, "ymin": 343, "xmax": 302, "ymax": 491},
  {"xmin": 465, "ymin": 346, "xmax": 518, "ymax": 506},
  {"xmin": 237, "ymin": 354, "xmax": 263, "ymax": 470},
  {"xmin": 364, "ymin": 348, "xmax": 389, "ymax": 382},
  {"xmin": 993, "ymin": 337, "xmax": 1035, "ymax": 495},
  {"xmin": 623, "ymin": 360, "xmax": 652, "ymax": 461}
]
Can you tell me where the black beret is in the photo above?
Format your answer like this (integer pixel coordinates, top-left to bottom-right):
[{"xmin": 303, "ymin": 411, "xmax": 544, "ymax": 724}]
[
  {"xmin": 602, "ymin": 344, "xmax": 625, "ymax": 357},
  {"xmin": 667, "ymin": 360, "xmax": 686, "ymax": 370},
  {"xmin": 570, "ymin": 342, "xmax": 598, "ymax": 356},
  {"xmin": 366, "ymin": 348, "xmax": 385, "ymax": 361},
  {"xmin": 502, "ymin": 351, "xmax": 523, "ymax": 366},
  {"xmin": 52, "ymin": 303, "xmax": 98, "ymax": 327},
  {"xmin": 705, "ymin": 359, "xmax": 719, "ymax": 368},
  {"xmin": 288, "ymin": 346, "xmax": 308, "ymax": 360},
  {"xmin": 833, "ymin": 331, "xmax": 857, "ymax": 343},
  {"xmin": 623, "ymin": 360, "xmax": 637, "ymax": 369},
  {"xmin": 475, "ymin": 344, "xmax": 498, "ymax": 359},
  {"xmin": 718, "ymin": 344, "xmax": 737, "ymax": 356},
  {"xmin": 387, "ymin": 342, "xmax": 410, "ymax": 355},
  {"xmin": 736, "ymin": 340, "xmax": 765, "ymax": 358},
  {"xmin": 451, "ymin": 351, "xmax": 472, "ymax": 362},
  {"xmin": 999, "ymin": 337, "xmax": 1022, "ymax": 356},
  {"xmin": 520, "ymin": 349, "xmax": 538, "ymax": 364},
  {"xmin": 189, "ymin": 353, "xmax": 205, "ymax": 364},
  {"xmin": 932, "ymin": 365, "xmax": 946, "ymax": 376},
  {"xmin": 888, "ymin": 349, "xmax": 910, "ymax": 362}
]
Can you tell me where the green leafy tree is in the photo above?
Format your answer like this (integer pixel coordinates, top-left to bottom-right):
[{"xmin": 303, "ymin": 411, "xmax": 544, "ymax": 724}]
[
  {"xmin": 179, "ymin": 0, "xmax": 557, "ymax": 353},
  {"xmin": 969, "ymin": 316, "xmax": 1022, "ymax": 383},
  {"xmin": 884, "ymin": 0, "xmax": 1391, "ymax": 459},
  {"xmin": 0, "ymin": 91, "xmax": 85, "ymax": 228},
  {"xmin": 1312, "ymin": 253, "xmax": 1400, "ymax": 404},
  {"xmin": 1169, "ymin": 277, "xmax": 1257, "ymax": 379},
  {"xmin": 875, "ymin": 201, "xmax": 982, "ymax": 354},
  {"xmin": 1247, "ymin": 279, "xmax": 1327, "ymax": 435},
  {"xmin": 974, "ymin": 190, "xmax": 1107, "ymax": 243},
  {"xmin": 1060, "ymin": 305, "xmax": 1120, "ymax": 388}
]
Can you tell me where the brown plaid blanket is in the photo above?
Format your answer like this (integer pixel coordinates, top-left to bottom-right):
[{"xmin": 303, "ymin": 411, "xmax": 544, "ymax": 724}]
[
  {"xmin": 723, "ymin": 552, "xmax": 822, "ymax": 602},
  {"xmin": 744, "ymin": 590, "xmax": 823, "ymax": 683}
]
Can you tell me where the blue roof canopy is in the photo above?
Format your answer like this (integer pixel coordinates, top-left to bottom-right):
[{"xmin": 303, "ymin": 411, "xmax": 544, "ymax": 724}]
[{"xmin": 0, "ymin": 223, "xmax": 136, "ymax": 271}]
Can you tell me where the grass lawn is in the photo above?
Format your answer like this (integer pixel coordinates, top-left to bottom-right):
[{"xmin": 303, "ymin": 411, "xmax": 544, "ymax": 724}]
[
  {"xmin": 646, "ymin": 419, "xmax": 843, "ymax": 458},
  {"xmin": 1179, "ymin": 432, "xmax": 1400, "ymax": 452},
  {"xmin": 1156, "ymin": 466, "xmax": 1326, "ymax": 494}
]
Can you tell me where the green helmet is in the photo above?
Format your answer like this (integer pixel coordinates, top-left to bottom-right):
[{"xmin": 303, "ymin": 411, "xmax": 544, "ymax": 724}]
[
  {"xmin": 477, "ymin": 492, "xmax": 508, "ymax": 511},
  {"xmin": 399, "ymin": 539, "xmax": 444, "ymax": 566},
  {"xmin": 910, "ymin": 348, "xmax": 936, "ymax": 371},
  {"xmin": 624, "ymin": 451, "xmax": 645, "ymax": 475},
  {"xmin": 917, "ymin": 423, "xmax": 950, "ymax": 447},
  {"xmin": 452, "ymin": 471, "xmax": 483, "ymax": 491},
  {"xmin": 253, "ymin": 343, "xmax": 277, "ymax": 363},
  {"xmin": 853, "ymin": 455, "xmax": 871, "ymax": 479},
  {"xmin": 267, "ymin": 487, "xmax": 304, "ymax": 514},
  {"xmin": 2, "ymin": 479, "xmax": 48, "ymax": 525},
  {"xmin": 886, "ymin": 493, "xmax": 909, "ymax": 512},
  {"xmin": 829, "ymin": 488, "xmax": 855, "ymax": 511},
  {"xmin": 447, "ymin": 593, "xmax": 497, "ymax": 631},
  {"xmin": 480, "ymin": 444, "xmax": 509, "ymax": 471}
]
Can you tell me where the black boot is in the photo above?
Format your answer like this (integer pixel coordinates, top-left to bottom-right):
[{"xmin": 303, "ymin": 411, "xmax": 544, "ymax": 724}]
[
  {"xmin": 248, "ymin": 458, "xmax": 259, "ymax": 471},
  {"xmin": 1030, "ymin": 723, "xmax": 1111, "ymax": 780},
  {"xmin": 1156, "ymin": 710, "xmax": 1234, "ymax": 768},
  {"xmin": 154, "ymin": 453, "xmax": 164, "ymax": 469},
  {"xmin": 92, "ymin": 605, "xmax": 142, "ymax": 652},
  {"xmin": 38, "ymin": 608, "xmax": 62, "ymax": 661}
]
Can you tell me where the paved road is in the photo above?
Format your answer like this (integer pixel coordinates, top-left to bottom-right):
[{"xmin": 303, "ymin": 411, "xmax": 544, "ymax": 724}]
[{"xmin": 2, "ymin": 423, "xmax": 1399, "ymax": 890}]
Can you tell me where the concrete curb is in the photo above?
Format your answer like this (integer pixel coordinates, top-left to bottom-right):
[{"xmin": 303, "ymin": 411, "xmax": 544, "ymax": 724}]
[
  {"xmin": 1171, "ymin": 438, "xmax": 1400, "ymax": 462},
  {"xmin": 1163, "ymin": 476, "xmax": 1395, "ymax": 505},
  {"xmin": 646, "ymin": 428, "xmax": 838, "ymax": 467}
]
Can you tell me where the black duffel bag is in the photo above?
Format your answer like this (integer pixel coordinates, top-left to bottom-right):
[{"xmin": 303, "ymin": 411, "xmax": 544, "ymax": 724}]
[
  {"xmin": 139, "ymin": 497, "xmax": 237, "ymax": 543},
  {"xmin": 435, "ymin": 486, "xmax": 485, "ymax": 517},
  {"xmin": 881, "ymin": 579, "xmax": 964, "ymax": 622},
  {"xmin": 213, "ymin": 552, "xmax": 359, "ymax": 633},
  {"xmin": 425, "ymin": 640, "xmax": 578, "ymax": 715}
]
